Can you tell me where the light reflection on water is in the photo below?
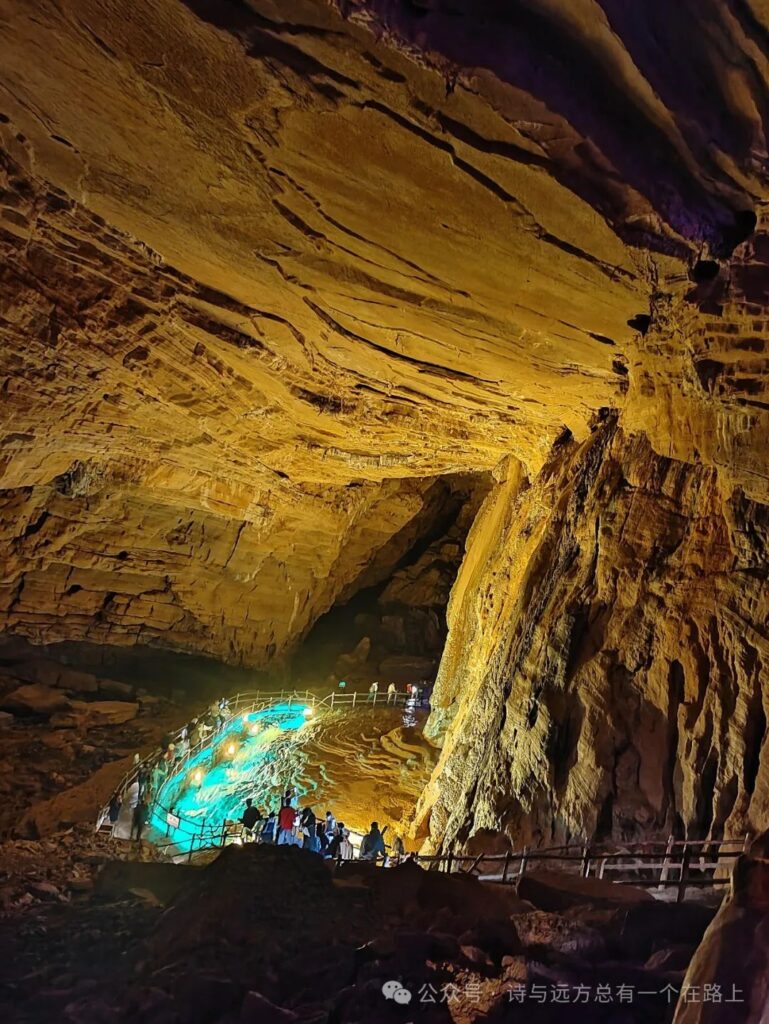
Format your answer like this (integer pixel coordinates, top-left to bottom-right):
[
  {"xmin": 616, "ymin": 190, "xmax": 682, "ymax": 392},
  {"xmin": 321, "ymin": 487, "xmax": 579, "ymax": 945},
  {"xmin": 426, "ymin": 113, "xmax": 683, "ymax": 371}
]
[
  {"xmin": 149, "ymin": 697, "xmax": 428, "ymax": 853},
  {"xmin": 150, "ymin": 702, "xmax": 310, "ymax": 851}
]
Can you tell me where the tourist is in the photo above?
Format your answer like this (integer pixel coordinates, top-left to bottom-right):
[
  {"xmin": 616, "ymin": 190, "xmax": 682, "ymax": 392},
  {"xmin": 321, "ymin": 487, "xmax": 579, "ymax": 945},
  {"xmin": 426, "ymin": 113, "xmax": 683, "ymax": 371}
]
[
  {"xmin": 131, "ymin": 797, "xmax": 149, "ymax": 842},
  {"xmin": 252, "ymin": 810, "xmax": 266, "ymax": 842},
  {"xmin": 218, "ymin": 697, "xmax": 230, "ymax": 728},
  {"xmin": 324, "ymin": 810, "xmax": 336, "ymax": 839},
  {"xmin": 305, "ymin": 820, "xmax": 321, "ymax": 853},
  {"xmin": 391, "ymin": 834, "xmax": 405, "ymax": 865},
  {"xmin": 208, "ymin": 699, "xmax": 226, "ymax": 732},
  {"xmin": 368, "ymin": 680, "xmax": 379, "ymax": 703},
  {"xmin": 326, "ymin": 822, "xmax": 344, "ymax": 859},
  {"xmin": 151, "ymin": 762, "xmax": 165, "ymax": 794},
  {"xmin": 241, "ymin": 797, "xmax": 260, "ymax": 838},
  {"xmin": 277, "ymin": 802, "xmax": 297, "ymax": 845},
  {"xmin": 387, "ymin": 682, "xmax": 396, "ymax": 705},
  {"xmin": 261, "ymin": 811, "xmax": 277, "ymax": 844},
  {"xmin": 360, "ymin": 821, "xmax": 387, "ymax": 862},
  {"xmin": 108, "ymin": 792, "xmax": 122, "ymax": 826},
  {"xmin": 339, "ymin": 826, "xmax": 353, "ymax": 860},
  {"xmin": 317, "ymin": 825, "xmax": 329, "ymax": 856},
  {"xmin": 300, "ymin": 805, "xmax": 316, "ymax": 836},
  {"xmin": 195, "ymin": 719, "xmax": 212, "ymax": 746}
]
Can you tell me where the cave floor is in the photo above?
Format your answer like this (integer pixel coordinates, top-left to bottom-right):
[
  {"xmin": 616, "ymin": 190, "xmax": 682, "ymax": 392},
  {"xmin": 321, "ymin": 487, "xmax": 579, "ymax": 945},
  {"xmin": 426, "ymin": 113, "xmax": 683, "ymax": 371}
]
[{"xmin": 0, "ymin": 842, "xmax": 717, "ymax": 1024}]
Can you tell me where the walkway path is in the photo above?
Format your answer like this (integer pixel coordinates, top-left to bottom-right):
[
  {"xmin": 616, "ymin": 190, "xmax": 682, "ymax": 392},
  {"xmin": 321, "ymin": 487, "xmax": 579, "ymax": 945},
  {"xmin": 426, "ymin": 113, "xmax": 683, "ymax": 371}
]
[{"xmin": 98, "ymin": 688, "xmax": 423, "ymax": 856}]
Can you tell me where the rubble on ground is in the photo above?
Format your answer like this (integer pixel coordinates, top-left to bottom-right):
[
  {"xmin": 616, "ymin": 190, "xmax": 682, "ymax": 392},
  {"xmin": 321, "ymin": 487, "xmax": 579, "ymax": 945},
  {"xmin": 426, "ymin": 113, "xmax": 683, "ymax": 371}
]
[{"xmin": 0, "ymin": 845, "xmax": 723, "ymax": 1024}]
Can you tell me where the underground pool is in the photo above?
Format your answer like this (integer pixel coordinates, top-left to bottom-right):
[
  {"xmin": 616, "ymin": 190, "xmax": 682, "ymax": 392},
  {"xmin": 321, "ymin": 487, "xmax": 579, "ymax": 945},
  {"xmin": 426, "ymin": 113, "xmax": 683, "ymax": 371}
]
[{"xmin": 150, "ymin": 701, "xmax": 312, "ymax": 853}]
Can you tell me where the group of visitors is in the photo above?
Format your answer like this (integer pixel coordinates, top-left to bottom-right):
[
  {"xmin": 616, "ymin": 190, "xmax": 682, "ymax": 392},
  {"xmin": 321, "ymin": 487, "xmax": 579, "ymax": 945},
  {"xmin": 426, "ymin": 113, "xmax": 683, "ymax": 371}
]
[
  {"xmin": 366, "ymin": 680, "xmax": 429, "ymax": 704},
  {"xmin": 238, "ymin": 787, "xmax": 405, "ymax": 864}
]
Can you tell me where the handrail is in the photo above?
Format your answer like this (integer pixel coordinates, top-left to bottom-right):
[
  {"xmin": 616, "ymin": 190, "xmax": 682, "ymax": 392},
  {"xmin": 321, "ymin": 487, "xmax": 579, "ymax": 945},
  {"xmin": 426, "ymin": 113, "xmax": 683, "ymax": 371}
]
[
  {"xmin": 101, "ymin": 690, "xmax": 745, "ymax": 902},
  {"xmin": 136, "ymin": 833, "xmax": 749, "ymax": 902}
]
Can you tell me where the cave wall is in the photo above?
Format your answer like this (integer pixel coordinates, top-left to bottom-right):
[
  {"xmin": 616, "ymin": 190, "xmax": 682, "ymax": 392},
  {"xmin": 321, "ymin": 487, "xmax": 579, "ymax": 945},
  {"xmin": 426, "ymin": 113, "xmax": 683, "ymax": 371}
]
[
  {"xmin": 417, "ymin": 414, "xmax": 769, "ymax": 850},
  {"xmin": 291, "ymin": 473, "xmax": 487, "ymax": 682},
  {"xmin": 2, "ymin": 0, "xmax": 769, "ymax": 843},
  {"xmin": 0, "ymin": 146, "xmax": 496, "ymax": 665},
  {"xmin": 2, "ymin": 0, "xmax": 769, "ymax": 669}
]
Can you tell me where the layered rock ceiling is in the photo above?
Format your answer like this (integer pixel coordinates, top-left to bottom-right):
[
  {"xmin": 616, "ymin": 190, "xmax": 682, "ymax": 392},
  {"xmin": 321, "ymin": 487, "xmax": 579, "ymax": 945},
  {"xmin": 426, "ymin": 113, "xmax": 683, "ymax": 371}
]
[{"xmin": 3, "ymin": 1, "xmax": 769, "ymax": 840}]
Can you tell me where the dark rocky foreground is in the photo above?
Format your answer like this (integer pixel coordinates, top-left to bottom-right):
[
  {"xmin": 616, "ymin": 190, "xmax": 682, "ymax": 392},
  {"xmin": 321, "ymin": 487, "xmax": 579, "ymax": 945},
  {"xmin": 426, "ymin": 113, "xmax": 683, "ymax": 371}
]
[{"xmin": 0, "ymin": 842, "xmax": 736, "ymax": 1024}]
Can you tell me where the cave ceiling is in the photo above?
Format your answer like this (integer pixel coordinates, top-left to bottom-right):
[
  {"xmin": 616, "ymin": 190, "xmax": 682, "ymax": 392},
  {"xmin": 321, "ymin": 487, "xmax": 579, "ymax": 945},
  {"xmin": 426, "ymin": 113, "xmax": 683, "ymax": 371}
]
[{"xmin": 1, "ymin": 0, "xmax": 769, "ymax": 663}]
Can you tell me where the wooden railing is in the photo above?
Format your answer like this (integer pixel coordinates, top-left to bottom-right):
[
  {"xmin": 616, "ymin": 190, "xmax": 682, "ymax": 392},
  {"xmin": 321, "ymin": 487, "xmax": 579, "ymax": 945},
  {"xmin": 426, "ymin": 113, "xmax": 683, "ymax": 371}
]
[
  {"xmin": 404, "ymin": 835, "xmax": 749, "ymax": 902},
  {"xmin": 143, "ymin": 829, "xmax": 749, "ymax": 901}
]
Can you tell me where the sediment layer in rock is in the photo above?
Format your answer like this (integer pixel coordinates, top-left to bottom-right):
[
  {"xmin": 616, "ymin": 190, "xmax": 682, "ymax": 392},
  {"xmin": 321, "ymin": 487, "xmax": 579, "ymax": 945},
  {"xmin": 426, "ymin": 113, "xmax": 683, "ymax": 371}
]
[{"xmin": 3, "ymin": 0, "xmax": 769, "ymax": 664}]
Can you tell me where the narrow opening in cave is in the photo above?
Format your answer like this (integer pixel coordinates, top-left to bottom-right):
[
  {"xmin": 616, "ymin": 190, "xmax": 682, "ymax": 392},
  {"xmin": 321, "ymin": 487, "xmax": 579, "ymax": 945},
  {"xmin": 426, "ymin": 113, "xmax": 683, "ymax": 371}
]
[{"xmin": 294, "ymin": 472, "xmax": 488, "ymax": 689}]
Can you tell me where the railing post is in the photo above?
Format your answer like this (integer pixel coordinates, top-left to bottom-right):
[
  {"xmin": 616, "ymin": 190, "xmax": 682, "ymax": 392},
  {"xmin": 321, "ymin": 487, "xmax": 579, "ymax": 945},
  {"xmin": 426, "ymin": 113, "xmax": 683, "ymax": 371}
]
[
  {"xmin": 519, "ymin": 846, "xmax": 529, "ymax": 881},
  {"xmin": 445, "ymin": 851, "xmax": 454, "ymax": 874},
  {"xmin": 501, "ymin": 850, "xmax": 511, "ymax": 884},
  {"xmin": 581, "ymin": 843, "xmax": 591, "ymax": 878},
  {"xmin": 677, "ymin": 843, "xmax": 691, "ymax": 903},
  {"xmin": 658, "ymin": 833, "xmax": 675, "ymax": 891},
  {"xmin": 352, "ymin": 691, "xmax": 356, "ymax": 707}
]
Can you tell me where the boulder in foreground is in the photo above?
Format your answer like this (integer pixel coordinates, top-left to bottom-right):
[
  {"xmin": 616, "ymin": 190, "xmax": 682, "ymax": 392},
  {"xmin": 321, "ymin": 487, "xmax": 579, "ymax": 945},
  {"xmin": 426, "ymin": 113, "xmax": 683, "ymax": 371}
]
[{"xmin": 517, "ymin": 869, "xmax": 654, "ymax": 911}]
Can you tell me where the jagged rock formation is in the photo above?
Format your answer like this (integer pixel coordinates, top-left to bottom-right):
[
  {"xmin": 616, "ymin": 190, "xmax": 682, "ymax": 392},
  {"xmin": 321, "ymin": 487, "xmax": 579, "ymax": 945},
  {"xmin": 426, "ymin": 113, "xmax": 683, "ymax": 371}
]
[
  {"xmin": 3, "ymin": 1, "xmax": 769, "ymax": 842},
  {"xmin": 417, "ymin": 414, "xmax": 769, "ymax": 848}
]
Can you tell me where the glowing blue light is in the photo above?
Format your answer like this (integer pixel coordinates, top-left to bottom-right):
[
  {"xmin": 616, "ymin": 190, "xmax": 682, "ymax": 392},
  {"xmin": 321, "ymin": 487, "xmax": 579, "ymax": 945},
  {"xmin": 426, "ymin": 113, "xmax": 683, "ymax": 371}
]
[{"xmin": 150, "ymin": 702, "xmax": 310, "ymax": 853}]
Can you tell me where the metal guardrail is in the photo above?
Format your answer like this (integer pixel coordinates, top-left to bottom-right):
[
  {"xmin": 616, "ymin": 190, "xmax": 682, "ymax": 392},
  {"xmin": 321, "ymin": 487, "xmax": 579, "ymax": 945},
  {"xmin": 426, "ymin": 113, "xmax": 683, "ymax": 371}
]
[
  {"xmin": 97, "ymin": 691, "xmax": 745, "ymax": 900},
  {"xmin": 96, "ymin": 686, "xmax": 418, "ymax": 842},
  {"xmin": 229, "ymin": 688, "xmax": 413, "ymax": 711}
]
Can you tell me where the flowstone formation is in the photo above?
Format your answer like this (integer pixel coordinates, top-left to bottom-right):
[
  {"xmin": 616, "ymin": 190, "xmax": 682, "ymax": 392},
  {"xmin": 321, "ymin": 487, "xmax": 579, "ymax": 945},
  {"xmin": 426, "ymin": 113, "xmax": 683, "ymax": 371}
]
[
  {"xmin": 2, "ymin": 0, "xmax": 769, "ymax": 847},
  {"xmin": 417, "ymin": 413, "xmax": 769, "ymax": 851}
]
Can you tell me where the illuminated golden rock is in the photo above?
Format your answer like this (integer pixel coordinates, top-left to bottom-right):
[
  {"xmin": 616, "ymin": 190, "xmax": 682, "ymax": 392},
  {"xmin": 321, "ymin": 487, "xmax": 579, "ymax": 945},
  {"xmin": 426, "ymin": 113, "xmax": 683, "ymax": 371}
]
[{"xmin": 2, "ymin": 1, "xmax": 769, "ymax": 844}]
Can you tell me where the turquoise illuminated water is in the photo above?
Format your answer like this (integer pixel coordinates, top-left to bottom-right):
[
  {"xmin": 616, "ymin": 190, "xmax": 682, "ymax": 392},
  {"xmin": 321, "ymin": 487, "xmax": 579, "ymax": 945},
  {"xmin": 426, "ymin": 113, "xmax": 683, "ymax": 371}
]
[{"xmin": 150, "ymin": 702, "xmax": 310, "ymax": 852}]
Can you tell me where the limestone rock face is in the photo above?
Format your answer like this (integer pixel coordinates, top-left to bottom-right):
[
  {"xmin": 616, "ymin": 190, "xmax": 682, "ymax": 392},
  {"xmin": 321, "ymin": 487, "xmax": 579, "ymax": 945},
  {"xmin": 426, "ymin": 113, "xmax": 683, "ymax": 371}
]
[
  {"xmin": 2, "ymin": 0, "xmax": 769, "ymax": 847},
  {"xmin": 1, "ymin": 683, "xmax": 71, "ymax": 717},
  {"xmin": 418, "ymin": 416, "xmax": 769, "ymax": 848},
  {"xmin": 673, "ymin": 843, "xmax": 769, "ymax": 1023},
  {"xmin": 1, "ymin": 0, "xmax": 769, "ymax": 669}
]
